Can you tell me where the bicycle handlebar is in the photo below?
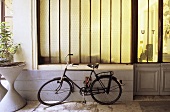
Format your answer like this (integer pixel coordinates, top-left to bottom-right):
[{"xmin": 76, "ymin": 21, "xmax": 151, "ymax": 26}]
[
  {"xmin": 68, "ymin": 54, "xmax": 73, "ymax": 56},
  {"xmin": 65, "ymin": 54, "xmax": 76, "ymax": 66},
  {"xmin": 65, "ymin": 54, "xmax": 80, "ymax": 67}
]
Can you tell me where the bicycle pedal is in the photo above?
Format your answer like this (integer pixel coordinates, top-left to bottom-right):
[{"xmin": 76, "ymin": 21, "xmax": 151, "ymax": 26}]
[
  {"xmin": 119, "ymin": 80, "xmax": 125, "ymax": 86},
  {"xmin": 82, "ymin": 100, "xmax": 86, "ymax": 104}
]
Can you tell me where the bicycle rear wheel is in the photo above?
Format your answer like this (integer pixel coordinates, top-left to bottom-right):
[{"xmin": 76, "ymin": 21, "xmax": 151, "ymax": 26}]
[
  {"xmin": 90, "ymin": 75, "xmax": 122, "ymax": 105},
  {"xmin": 37, "ymin": 77, "xmax": 72, "ymax": 106}
]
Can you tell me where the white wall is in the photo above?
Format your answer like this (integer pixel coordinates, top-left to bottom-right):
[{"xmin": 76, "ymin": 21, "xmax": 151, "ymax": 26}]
[
  {"xmin": 13, "ymin": 0, "xmax": 33, "ymax": 69},
  {"xmin": 15, "ymin": 68, "xmax": 134, "ymax": 101}
]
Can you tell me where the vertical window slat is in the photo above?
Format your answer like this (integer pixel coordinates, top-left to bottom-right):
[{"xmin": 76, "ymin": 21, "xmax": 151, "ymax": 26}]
[
  {"xmin": 59, "ymin": 0, "xmax": 61, "ymax": 63},
  {"xmin": 49, "ymin": 0, "xmax": 51, "ymax": 63},
  {"xmin": 110, "ymin": 0, "xmax": 112, "ymax": 63},
  {"xmin": 90, "ymin": 0, "xmax": 91, "ymax": 63},
  {"xmin": 120, "ymin": 0, "xmax": 122, "ymax": 63},
  {"xmin": 79, "ymin": 0, "xmax": 81, "ymax": 63}
]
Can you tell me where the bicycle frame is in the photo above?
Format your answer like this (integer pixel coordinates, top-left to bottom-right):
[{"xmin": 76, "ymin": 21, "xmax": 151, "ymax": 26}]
[
  {"xmin": 62, "ymin": 67, "xmax": 96, "ymax": 90},
  {"xmin": 60, "ymin": 67, "xmax": 114, "ymax": 96},
  {"xmin": 60, "ymin": 54, "xmax": 116, "ymax": 94},
  {"xmin": 38, "ymin": 54, "xmax": 122, "ymax": 106}
]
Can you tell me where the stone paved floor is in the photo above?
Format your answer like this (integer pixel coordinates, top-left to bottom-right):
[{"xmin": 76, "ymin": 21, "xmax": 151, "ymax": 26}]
[{"xmin": 16, "ymin": 96, "xmax": 170, "ymax": 112}]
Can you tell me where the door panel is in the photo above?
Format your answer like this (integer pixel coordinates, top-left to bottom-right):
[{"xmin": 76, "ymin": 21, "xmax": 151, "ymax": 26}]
[
  {"xmin": 134, "ymin": 64, "xmax": 160, "ymax": 95},
  {"xmin": 160, "ymin": 64, "xmax": 170, "ymax": 95}
]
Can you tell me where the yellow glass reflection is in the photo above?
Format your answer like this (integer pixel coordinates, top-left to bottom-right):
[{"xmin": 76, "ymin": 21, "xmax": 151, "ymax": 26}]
[
  {"xmin": 91, "ymin": 0, "xmax": 100, "ymax": 63},
  {"xmin": 50, "ymin": 0, "xmax": 59, "ymax": 63},
  {"xmin": 138, "ymin": 0, "xmax": 158, "ymax": 62},
  {"xmin": 122, "ymin": 0, "xmax": 131, "ymax": 63},
  {"xmin": 71, "ymin": 0, "xmax": 79, "ymax": 63},
  {"xmin": 40, "ymin": 0, "xmax": 50, "ymax": 57},
  {"xmin": 111, "ymin": 0, "xmax": 120, "ymax": 63},
  {"xmin": 60, "ymin": 0, "xmax": 69, "ymax": 63},
  {"xmin": 39, "ymin": 0, "xmax": 132, "ymax": 64},
  {"xmin": 81, "ymin": 0, "xmax": 90, "ymax": 63},
  {"xmin": 101, "ymin": 0, "xmax": 110, "ymax": 63},
  {"xmin": 163, "ymin": 0, "xmax": 170, "ymax": 62}
]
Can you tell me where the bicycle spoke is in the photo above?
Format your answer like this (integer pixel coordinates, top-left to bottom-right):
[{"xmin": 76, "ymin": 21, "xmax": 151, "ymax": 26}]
[
  {"xmin": 109, "ymin": 85, "xmax": 121, "ymax": 92},
  {"xmin": 55, "ymin": 88, "xmax": 71, "ymax": 94},
  {"xmin": 37, "ymin": 78, "xmax": 72, "ymax": 106}
]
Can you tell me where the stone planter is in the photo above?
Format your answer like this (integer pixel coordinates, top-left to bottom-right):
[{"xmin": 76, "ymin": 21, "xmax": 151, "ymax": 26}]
[
  {"xmin": 0, "ymin": 62, "xmax": 26, "ymax": 112},
  {"xmin": 0, "ymin": 75, "xmax": 7, "ymax": 101}
]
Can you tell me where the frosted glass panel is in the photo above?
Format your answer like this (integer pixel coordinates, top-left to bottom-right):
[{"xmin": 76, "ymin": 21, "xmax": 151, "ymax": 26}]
[
  {"xmin": 50, "ymin": 0, "xmax": 59, "ymax": 63},
  {"xmin": 122, "ymin": 0, "xmax": 131, "ymax": 63},
  {"xmin": 91, "ymin": 0, "xmax": 100, "ymax": 63},
  {"xmin": 111, "ymin": 0, "xmax": 120, "ymax": 63},
  {"xmin": 38, "ymin": 0, "xmax": 132, "ymax": 64},
  {"xmin": 81, "ymin": 0, "xmax": 90, "ymax": 63},
  {"xmin": 163, "ymin": 0, "xmax": 170, "ymax": 62},
  {"xmin": 60, "ymin": 0, "xmax": 69, "ymax": 63},
  {"xmin": 71, "ymin": 0, "xmax": 79, "ymax": 63},
  {"xmin": 101, "ymin": 0, "xmax": 110, "ymax": 63},
  {"xmin": 40, "ymin": 0, "xmax": 49, "ymax": 57}
]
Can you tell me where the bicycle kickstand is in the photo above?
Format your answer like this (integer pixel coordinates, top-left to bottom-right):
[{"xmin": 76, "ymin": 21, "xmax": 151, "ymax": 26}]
[{"xmin": 82, "ymin": 92, "xmax": 86, "ymax": 104}]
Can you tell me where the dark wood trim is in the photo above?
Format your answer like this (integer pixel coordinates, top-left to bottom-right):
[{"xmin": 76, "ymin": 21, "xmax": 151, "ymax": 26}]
[
  {"xmin": 120, "ymin": 0, "xmax": 122, "ymax": 63},
  {"xmin": 69, "ymin": 0, "xmax": 71, "ymax": 62},
  {"xmin": 49, "ymin": 0, "xmax": 51, "ymax": 63},
  {"xmin": 79, "ymin": 0, "xmax": 81, "ymax": 63},
  {"xmin": 59, "ymin": 0, "xmax": 61, "ymax": 63},
  {"xmin": 110, "ymin": 0, "xmax": 112, "ymax": 63},
  {"xmin": 131, "ymin": 0, "xmax": 138, "ymax": 63},
  {"xmin": 158, "ymin": 0, "xmax": 163, "ymax": 62},
  {"xmin": 146, "ymin": 0, "xmax": 149, "ymax": 62},
  {"xmin": 1, "ymin": 1, "xmax": 5, "ymax": 22},
  {"xmin": 100, "ymin": 0, "xmax": 101, "ymax": 63},
  {"xmin": 37, "ymin": 0, "xmax": 42, "ymax": 64},
  {"xmin": 89, "ymin": 0, "xmax": 91, "ymax": 63}
]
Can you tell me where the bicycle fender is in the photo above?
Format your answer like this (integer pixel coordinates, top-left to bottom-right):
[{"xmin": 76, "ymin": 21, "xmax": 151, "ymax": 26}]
[
  {"xmin": 112, "ymin": 76, "xmax": 117, "ymax": 80},
  {"xmin": 96, "ymin": 75, "xmax": 112, "ymax": 80}
]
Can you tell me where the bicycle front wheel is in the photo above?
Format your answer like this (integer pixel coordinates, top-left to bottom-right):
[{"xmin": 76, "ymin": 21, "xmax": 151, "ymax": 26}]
[
  {"xmin": 37, "ymin": 77, "xmax": 72, "ymax": 106},
  {"xmin": 90, "ymin": 75, "xmax": 122, "ymax": 105}
]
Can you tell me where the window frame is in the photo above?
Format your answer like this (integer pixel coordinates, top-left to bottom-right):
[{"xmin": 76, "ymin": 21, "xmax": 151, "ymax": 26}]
[
  {"xmin": 37, "ymin": 0, "xmax": 166, "ymax": 65},
  {"xmin": 37, "ymin": 0, "xmax": 133, "ymax": 65}
]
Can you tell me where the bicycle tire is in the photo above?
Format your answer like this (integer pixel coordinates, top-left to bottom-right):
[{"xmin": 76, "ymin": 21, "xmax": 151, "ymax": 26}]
[
  {"xmin": 90, "ymin": 75, "xmax": 122, "ymax": 105},
  {"xmin": 37, "ymin": 77, "xmax": 72, "ymax": 106}
]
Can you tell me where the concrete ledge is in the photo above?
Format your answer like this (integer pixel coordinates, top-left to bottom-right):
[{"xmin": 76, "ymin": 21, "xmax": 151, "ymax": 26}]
[{"xmin": 2, "ymin": 64, "xmax": 134, "ymax": 101}]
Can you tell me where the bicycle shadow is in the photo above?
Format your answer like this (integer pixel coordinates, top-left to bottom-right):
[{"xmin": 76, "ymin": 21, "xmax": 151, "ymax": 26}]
[
  {"xmin": 36, "ymin": 101, "xmax": 97, "ymax": 111},
  {"xmin": 36, "ymin": 101, "xmax": 123, "ymax": 111}
]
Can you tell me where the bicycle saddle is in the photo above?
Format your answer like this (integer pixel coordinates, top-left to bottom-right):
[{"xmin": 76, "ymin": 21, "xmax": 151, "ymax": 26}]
[{"xmin": 87, "ymin": 63, "xmax": 99, "ymax": 69}]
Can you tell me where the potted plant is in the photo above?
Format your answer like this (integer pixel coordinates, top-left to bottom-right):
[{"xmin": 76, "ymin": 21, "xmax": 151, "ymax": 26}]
[
  {"xmin": 0, "ymin": 22, "xmax": 20, "ymax": 63},
  {"xmin": 0, "ymin": 22, "xmax": 26, "ymax": 112}
]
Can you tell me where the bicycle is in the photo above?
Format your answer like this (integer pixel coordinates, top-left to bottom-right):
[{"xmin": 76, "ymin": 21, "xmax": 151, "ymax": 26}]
[{"xmin": 37, "ymin": 54, "xmax": 123, "ymax": 106}]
